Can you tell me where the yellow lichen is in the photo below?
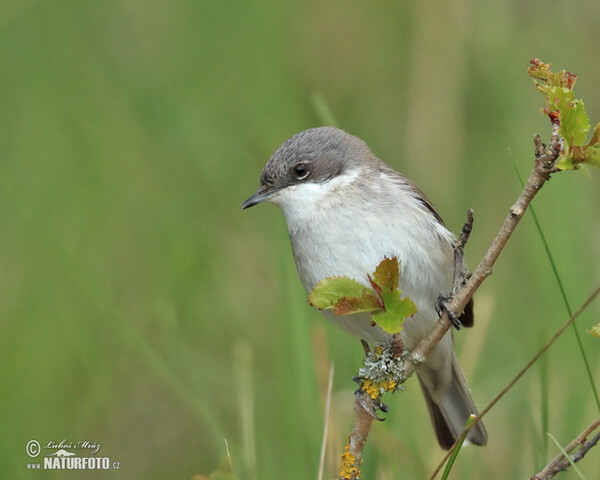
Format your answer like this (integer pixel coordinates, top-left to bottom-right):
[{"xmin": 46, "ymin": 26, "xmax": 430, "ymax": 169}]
[
  {"xmin": 361, "ymin": 378, "xmax": 397, "ymax": 399},
  {"xmin": 361, "ymin": 379, "xmax": 380, "ymax": 399},
  {"xmin": 339, "ymin": 444, "xmax": 359, "ymax": 479}
]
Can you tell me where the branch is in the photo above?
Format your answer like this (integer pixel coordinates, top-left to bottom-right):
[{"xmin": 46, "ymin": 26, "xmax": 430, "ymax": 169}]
[
  {"xmin": 531, "ymin": 416, "xmax": 600, "ymax": 479},
  {"xmin": 338, "ymin": 392, "xmax": 377, "ymax": 480},
  {"xmin": 452, "ymin": 208, "xmax": 474, "ymax": 294}
]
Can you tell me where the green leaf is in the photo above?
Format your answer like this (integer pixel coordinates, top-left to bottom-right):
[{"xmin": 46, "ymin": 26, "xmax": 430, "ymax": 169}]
[
  {"xmin": 372, "ymin": 257, "xmax": 399, "ymax": 292},
  {"xmin": 308, "ymin": 277, "xmax": 367, "ymax": 309},
  {"xmin": 372, "ymin": 291, "xmax": 417, "ymax": 334},
  {"xmin": 308, "ymin": 277, "xmax": 382, "ymax": 315},
  {"xmin": 307, "ymin": 257, "xmax": 417, "ymax": 330},
  {"xmin": 541, "ymin": 85, "xmax": 573, "ymax": 114},
  {"xmin": 556, "ymin": 155, "xmax": 576, "ymax": 171},
  {"xmin": 441, "ymin": 415, "xmax": 477, "ymax": 480},
  {"xmin": 528, "ymin": 60, "xmax": 600, "ymax": 170},
  {"xmin": 561, "ymin": 99, "xmax": 590, "ymax": 146},
  {"xmin": 332, "ymin": 293, "xmax": 383, "ymax": 315},
  {"xmin": 539, "ymin": 85, "xmax": 591, "ymax": 148}
]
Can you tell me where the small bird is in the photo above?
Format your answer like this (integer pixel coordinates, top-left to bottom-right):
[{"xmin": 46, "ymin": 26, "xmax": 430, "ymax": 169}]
[{"xmin": 242, "ymin": 126, "xmax": 487, "ymax": 449}]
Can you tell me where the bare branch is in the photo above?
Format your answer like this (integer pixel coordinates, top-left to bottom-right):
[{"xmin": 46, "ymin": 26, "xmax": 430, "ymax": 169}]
[{"xmin": 531, "ymin": 416, "xmax": 600, "ymax": 479}]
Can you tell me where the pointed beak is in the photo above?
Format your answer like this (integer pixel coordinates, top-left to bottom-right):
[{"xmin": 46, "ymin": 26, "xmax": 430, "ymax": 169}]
[{"xmin": 241, "ymin": 186, "xmax": 276, "ymax": 209}]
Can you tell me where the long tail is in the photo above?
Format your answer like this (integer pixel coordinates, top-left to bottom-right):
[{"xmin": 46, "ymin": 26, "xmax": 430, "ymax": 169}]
[{"xmin": 417, "ymin": 352, "xmax": 488, "ymax": 450}]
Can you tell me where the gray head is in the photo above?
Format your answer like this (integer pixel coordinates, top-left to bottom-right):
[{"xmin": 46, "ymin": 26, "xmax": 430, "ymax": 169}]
[{"xmin": 241, "ymin": 127, "xmax": 376, "ymax": 209}]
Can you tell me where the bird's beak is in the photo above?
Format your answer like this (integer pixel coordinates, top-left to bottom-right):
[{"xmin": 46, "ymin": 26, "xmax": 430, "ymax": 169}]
[{"xmin": 241, "ymin": 186, "xmax": 276, "ymax": 209}]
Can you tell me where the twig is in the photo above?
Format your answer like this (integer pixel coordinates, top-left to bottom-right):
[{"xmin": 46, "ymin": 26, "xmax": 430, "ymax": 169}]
[
  {"xmin": 531, "ymin": 417, "xmax": 600, "ymax": 479},
  {"xmin": 428, "ymin": 284, "xmax": 600, "ymax": 480},
  {"xmin": 339, "ymin": 392, "xmax": 378, "ymax": 480},
  {"xmin": 452, "ymin": 209, "xmax": 474, "ymax": 294},
  {"xmin": 342, "ymin": 126, "xmax": 561, "ymax": 475}
]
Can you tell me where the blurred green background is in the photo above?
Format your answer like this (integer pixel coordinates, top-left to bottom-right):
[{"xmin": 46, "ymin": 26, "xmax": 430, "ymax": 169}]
[{"xmin": 1, "ymin": 0, "xmax": 599, "ymax": 478}]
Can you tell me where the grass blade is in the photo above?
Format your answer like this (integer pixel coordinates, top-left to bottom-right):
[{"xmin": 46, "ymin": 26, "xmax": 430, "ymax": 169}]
[{"xmin": 440, "ymin": 415, "xmax": 475, "ymax": 480}]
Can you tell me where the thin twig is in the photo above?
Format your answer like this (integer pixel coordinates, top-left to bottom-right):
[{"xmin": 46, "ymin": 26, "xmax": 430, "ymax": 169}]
[
  {"xmin": 532, "ymin": 416, "xmax": 600, "ymax": 479},
  {"xmin": 452, "ymin": 209, "xmax": 474, "ymax": 294},
  {"xmin": 568, "ymin": 431, "xmax": 600, "ymax": 465},
  {"xmin": 428, "ymin": 284, "xmax": 600, "ymax": 480}
]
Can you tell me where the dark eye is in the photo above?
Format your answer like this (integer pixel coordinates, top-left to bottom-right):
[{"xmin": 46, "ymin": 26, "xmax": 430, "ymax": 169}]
[{"xmin": 293, "ymin": 163, "xmax": 309, "ymax": 180}]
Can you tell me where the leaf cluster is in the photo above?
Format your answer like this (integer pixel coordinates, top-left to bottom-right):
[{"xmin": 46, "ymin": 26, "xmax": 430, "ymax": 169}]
[
  {"xmin": 528, "ymin": 59, "xmax": 600, "ymax": 170},
  {"xmin": 307, "ymin": 257, "xmax": 417, "ymax": 334}
]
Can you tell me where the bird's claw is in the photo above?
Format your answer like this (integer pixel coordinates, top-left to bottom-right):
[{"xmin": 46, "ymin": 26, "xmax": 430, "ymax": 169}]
[
  {"xmin": 360, "ymin": 339, "xmax": 370, "ymax": 356},
  {"xmin": 435, "ymin": 293, "xmax": 463, "ymax": 330},
  {"xmin": 354, "ymin": 388, "xmax": 387, "ymax": 421}
]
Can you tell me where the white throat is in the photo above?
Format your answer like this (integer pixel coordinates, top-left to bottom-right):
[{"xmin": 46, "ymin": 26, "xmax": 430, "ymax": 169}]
[{"xmin": 268, "ymin": 169, "xmax": 361, "ymax": 226}]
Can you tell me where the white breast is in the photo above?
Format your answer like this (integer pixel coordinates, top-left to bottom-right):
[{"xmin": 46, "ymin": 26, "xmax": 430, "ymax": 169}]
[{"xmin": 269, "ymin": 168, "xmax": 456, "ymax": 345}]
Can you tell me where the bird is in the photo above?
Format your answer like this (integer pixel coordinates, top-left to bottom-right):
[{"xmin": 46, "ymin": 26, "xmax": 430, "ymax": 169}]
[{"xmin": 241, "ymin": 126, "xmax": 487, "ymax": 449}]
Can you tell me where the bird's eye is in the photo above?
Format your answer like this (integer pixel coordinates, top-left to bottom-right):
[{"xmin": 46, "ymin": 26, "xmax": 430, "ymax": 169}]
[{"xmin": 293, "ymin": 163, "xmax": 309, "ymax": 179}]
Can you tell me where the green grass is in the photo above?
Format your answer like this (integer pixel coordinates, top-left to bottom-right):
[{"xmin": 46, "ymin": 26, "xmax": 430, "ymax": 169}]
[{"xmin": 1, "ymin": 1, "xmax": 599, "ymax": 479}]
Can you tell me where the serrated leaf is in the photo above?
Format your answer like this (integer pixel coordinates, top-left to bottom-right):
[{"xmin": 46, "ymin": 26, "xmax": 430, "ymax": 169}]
[
  {"xmin": 308, "ymin": 258, "xmax": 418, "ymax": 329},
  {"xmin": 528, "ymin": 60, "xmax": 600, "ymax": 170},
  {"xmin": 535, "ymin": 85, "xmax": 586, "ymax": 148},
  {"xmin": 332, "ymin": 293, "xmax": 382, "ymax": 315},
  {"xmin": 561, "ymin": 99, "xmax": 590, "ymax": 146},
  {"xmin": 308, "ymin": 276, "xmax": 367, "ymax": 309},
  {"xmin": 308, "ymin": 276, "xmax": 381, "ymax": 315},
  {"xmin": 372, "ymin": 291, "xmax": 417, "ymax": 334},
  {"xmin": 542, "ymin": 85, "xmax": 574, "ymax": 110},
  {"xmin": 372, "ymin": 257, "xmax": 399, "ymax": 292}
]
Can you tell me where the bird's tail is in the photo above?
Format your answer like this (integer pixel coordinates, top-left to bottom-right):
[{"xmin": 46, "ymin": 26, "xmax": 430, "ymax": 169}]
[{"xmin": 417, "ymin": 352, "xmax": 488, "ymax": 450}]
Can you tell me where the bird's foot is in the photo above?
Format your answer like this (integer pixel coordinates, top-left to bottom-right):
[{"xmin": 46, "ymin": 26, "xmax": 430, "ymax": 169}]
[
  {"xmin": 353, "ymin": 387, "xmax": 387, "ymax": 421},
  {"xmin": 435, "ymin": 293, "xmax": 463, "ymax": 330}
]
